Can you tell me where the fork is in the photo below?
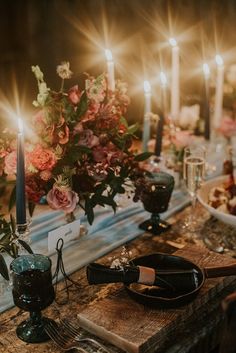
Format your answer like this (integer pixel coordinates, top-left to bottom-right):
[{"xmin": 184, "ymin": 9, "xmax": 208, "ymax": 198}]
[
  {"xmin": 45, "ymin": 322, "xmax": 89, "ymax": 353},
  {"xmin": 59, "ymin": 318, "xmax": 113, "ymax": 353}
]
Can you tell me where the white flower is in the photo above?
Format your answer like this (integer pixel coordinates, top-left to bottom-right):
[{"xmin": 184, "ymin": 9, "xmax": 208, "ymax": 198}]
[
  {"xmin": 32, "ymin": 65, "xmax": 44, "ymax": 81},
  {"xmin": 56, "ymin": 62, "xmax": 73, "ymax": 79},
  {"xmin": 179, "ymin": 104, "xmax": 200, "ymax": 130},
  {"xmin": 37, "ymin": 92, "xmax": 48, "ymax": 106}
]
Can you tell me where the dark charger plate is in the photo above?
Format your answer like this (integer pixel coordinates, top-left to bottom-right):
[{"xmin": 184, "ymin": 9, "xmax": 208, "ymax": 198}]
[{"xmin": 124, "ymin": 253, "xmax": 204, "ymax": 308}]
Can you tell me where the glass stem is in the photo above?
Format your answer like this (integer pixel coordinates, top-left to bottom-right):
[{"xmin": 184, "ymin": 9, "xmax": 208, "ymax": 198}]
[
  {"xmin": 151, "ymin": 213, "xmax": 160, "ymax": 224},
  {"xmin": 30, "ymin": 311, "xmax": 42, "ymax": 324},
  {"xmin": 189, "ymin": 194, "xmax": 197, "ymax": 223}
]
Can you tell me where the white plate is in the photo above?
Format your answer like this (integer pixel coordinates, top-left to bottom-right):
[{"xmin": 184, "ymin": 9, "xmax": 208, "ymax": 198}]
[{"xmin": 198, "ymin": 175, "xmax": 236, "ymax": 228}]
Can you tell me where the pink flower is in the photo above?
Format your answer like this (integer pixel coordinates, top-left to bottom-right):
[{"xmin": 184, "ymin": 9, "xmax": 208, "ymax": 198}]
[
  {"xmin": 68, "ymin": 85, "xmax": 81, "ymax": 105},
  {"xmin": 107, "ymin": 149, "xmax": 125, "ymax": 165},
  {"xmin": 30, "ymin": 145, "xmax": 57, "ymax": 171},
  {"xmin": 33, "ymin": 110, "xmax": 47, "ymax": 134},
  {"xmin": 49, "ymin": 116, "xmax": 70, "ymax": 145},
  {"xmin": 26, "ymin": 176, "xmax": 46, "ymax": 203},
  {"xmin": 92, "ymin": 145, "xmax": 109, "ymax": 163},
  {"xmin": 86, "ymin": 77, "xmax": 106, "ymax": 103},
  {"xmin": 78, "ymin": 129, "xmax": 99, "ymax": 148},
  {"xmin": 4, "ymin": 151, "xmax": 17, "ymax": 175},
  {"xmin": 87, "ymin": 162, "xmax": 109, "ymax": 181},
  {"xmin": 171, "ymin": 130, "xmax": 193, "ymax": 149},
  {"xmin": 40, "ymin": 170, "xmax": 52, "ymax": 181},
  {"xmin": 218, "ymin": 116, "xmax": 236, "ymax": 138},
  {"xmin": 47, "ymin": 185, "xmax": 79, "ymax": 214}
]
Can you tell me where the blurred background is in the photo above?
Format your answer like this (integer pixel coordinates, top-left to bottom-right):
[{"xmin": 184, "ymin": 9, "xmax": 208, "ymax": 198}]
[{"xmin": 0, "ymin": 0, "xmax": 236, "ymax": 125}]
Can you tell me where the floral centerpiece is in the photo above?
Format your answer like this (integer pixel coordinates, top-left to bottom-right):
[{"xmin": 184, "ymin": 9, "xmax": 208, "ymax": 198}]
[{"xmin": 0, "ymin": 62, "xmax": 149, "ymax": 224}]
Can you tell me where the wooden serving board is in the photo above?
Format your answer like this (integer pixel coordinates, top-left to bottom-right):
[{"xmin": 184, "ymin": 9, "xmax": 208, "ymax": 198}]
[{"xmin": 78, "ymin": 245, "xmax": 236, "ymax": 353}]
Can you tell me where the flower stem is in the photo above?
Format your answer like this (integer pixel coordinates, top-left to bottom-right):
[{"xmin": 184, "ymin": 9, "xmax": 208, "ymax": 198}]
[{"xmin": 60, "ymin": 79, "xmax": 64, "ymax": 92}]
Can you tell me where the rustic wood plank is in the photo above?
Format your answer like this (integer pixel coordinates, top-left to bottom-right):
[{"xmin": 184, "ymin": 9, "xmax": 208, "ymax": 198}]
[{"xmin": 78, "ymin": 244, "xmax": 236, "ymax": 353}]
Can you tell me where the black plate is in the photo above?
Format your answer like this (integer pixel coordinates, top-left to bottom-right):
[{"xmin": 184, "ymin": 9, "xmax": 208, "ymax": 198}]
[{"xmin": 124, "ymin": 253, "xmax": 204, "ymax": 308}]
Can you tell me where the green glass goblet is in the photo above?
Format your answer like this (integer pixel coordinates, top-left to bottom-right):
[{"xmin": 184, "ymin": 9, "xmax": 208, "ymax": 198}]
[
  {"xmin": 138, "ymin": 172, "xmax": 175, "ymax": 235},
  {"xmin": 10, "ymin": 254, "xmax": 55, "ymax": 343}
]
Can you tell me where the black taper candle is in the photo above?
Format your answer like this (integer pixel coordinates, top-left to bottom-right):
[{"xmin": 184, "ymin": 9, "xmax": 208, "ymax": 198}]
[
  {"xmin": 155, "ymin": 107, "xmax": 165, "ymax": 157},
  {"xmin": 16, "ymin": 119, "xmax": 27, "ymax": 225}
]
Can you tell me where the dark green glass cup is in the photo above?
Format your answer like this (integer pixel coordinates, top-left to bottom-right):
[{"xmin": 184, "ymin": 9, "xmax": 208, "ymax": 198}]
[
  {"xmin": 139, "ymin": 172, "xmax": 175, "ymax": 235},
  {"xmin": 10, "ymin": 254, "xmax": 55, "ymax": 343}
]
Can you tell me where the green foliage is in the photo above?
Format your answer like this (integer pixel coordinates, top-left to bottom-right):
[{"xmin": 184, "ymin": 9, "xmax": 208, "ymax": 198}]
[
  {"xmin": 134, "ymin": 152, "xmax": 154, "ymax": 161},
  {"xmin": 0, "ymin": 215, "xmax": 33, "ymax": 281}
]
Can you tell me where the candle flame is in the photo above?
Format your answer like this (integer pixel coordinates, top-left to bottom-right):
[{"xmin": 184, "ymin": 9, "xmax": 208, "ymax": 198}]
[
  {"xmin": 169, "ymin": 38, "xmax": 177, "ymax": 47},
  {"xmin": 18, "ymin": 118, "xmax": 23, "ymax": 133},
  {"xmin": 203, "ymin": 63, "xmax": 210, "ymax": 77},
  {"xmin": 143, "ymin": 80, "xmax": 151, "ymax": 94},
  {"xmin": 215, "ymin": 54, "xmax": 224, "ymax": 66},
  {"xmin": 105, "ymin": 49, "xmax": 113, "ymax": 61},
  {"xmin": 160, "ymin": 71, "xmax": 167, "ymax": 86}
]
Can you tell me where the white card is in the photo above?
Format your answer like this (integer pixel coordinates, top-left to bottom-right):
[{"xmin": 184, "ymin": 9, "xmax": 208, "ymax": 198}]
[{"xmin": 48, "ymin": 219, "xmax": 81, "ymax": 253}]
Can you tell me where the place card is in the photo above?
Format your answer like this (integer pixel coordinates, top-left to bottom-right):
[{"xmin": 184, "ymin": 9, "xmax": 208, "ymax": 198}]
[{"xmin": 48, "ymin": 219, "xmax": 81, "ymax": 252}]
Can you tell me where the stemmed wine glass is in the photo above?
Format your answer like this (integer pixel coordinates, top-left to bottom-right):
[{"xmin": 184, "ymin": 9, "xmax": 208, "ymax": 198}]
[
  {"xmin": 182, "ymin": 145, "xmax": 206, "ymax": 233},
  {"xmin": 10, "ymin": 254, "xmax": 55, "ymax": 343},
  {"xmin": 137, "ymin": 172, "xmax": 175, "ymax": 235}
]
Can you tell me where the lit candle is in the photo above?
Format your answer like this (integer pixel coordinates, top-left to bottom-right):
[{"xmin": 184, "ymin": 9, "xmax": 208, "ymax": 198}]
[
  {"xmin": 169, "ymin": 38, "xmax": 180, "ymax": 121},
  {"xmin": 16, "ymin": 118, "xmax": 26, "ymax": 226},
  {"xmin": 104, "ymin": 49, "xmax": 115, "ymax": 92},
  {"xmin": 213, "ymin": 54, "xmax": 224, "ymax": 129},
  {"xmin": 160, "ymin": 71, "xmax": 168, "ymax": 114},
  {"xmin": 142, "ymin": 80, "xmax": 152, "ymax": 152},
  {"xmin": 154, "ymin": 72, "xmax": 167, "ymax": 157},
  {"xmin": 202, "ymin": 63, "xmax": 210, "ymax": 140}
]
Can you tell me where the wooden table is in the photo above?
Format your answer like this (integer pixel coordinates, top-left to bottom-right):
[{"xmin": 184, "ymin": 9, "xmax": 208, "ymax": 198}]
[{"xmin": 0, "ymin": 204, "xmax": 236, "ymax": 353}]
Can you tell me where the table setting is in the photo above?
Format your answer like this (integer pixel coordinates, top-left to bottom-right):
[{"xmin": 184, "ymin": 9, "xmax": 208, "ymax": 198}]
[{"xmin": 1, "ymin": 3, "xmax": 236, "ymax": 353}]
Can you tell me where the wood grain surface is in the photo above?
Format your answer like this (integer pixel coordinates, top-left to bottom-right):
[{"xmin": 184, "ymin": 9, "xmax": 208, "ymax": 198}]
[{"xmin": 78, "ymin": 245, "xmax": 236, "ymax": 353}]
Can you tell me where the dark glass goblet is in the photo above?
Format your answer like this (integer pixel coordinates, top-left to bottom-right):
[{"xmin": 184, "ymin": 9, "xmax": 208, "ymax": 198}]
[
  {"xmin": 138, "ymin": 172, "xmax": 175, "ymax": 235},
  {"xmin": 10, "ymin": 254, "xmax": 55, "ymax": 343}
]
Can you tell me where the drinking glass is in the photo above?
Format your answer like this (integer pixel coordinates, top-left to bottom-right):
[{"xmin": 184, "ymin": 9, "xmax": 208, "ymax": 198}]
[
  {"xmin": 10, "ymin": 254, "xmax": 55, "ymax": 343},
  {"xmin": 138, "ymin": 172, "xmax": 175, "ymax": 235},
  {"xmin": 183, "ymin": 145, "xmax": 206, "ymax": 232}
]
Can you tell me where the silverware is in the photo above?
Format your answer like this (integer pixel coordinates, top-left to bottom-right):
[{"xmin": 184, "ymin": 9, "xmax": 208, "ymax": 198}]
[
  {"xmin": 59, "ymin": 318, "xmax": 113, "ymax": 353},
  {"xmin": 45, "ymin": 322, "xmax": 89, "ymax": 353}
]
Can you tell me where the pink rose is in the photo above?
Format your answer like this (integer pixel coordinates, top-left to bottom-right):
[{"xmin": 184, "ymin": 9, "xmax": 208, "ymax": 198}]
[
  {"xmin": 171, "ymin": 130, "xmax": 193, "ymax": 149},
  {"xmin": 218, "ymin": 116, "xmax": 236, "ymax": 138},
  {"xmin": 47, "ymin": 185, "xmax": 79, "ymax": 214},
  {"xmin": 30, "ymin": 145, "xmax": 57, "ymax": 171},
  {"xmin": 78, "ymin": 129, "xmax": 99, "ymax": 148},
  {"xmin": 4, "ymin": 151, "xmax": 17, "ymax": 175},
  {"xmin": 68, "ymin": 85, "xmax": 81, "ymax": 105}
]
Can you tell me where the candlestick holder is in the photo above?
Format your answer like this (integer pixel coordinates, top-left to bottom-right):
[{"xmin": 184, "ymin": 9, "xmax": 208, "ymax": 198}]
[{"xmin": 15, "ymin": 222, "xmax": 31, "ymax": 253}]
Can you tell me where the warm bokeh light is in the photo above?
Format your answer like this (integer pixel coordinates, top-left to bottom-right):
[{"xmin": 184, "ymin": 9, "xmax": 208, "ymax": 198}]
[
  {"xmin": 17, "ymin": 117, "xmax": 23, "ymax": 133},
  {"xmin": 169, "ymin": 37, "xmax": 177, "ymax": 47},
  {"xmin": 160, "ymin": 71, "xmax": 167, "ymax": 86},
  {"xmin": 105, "ymin": 48, "xmax": 113, "ymax": 61},
  {"xmin": 143, "ymin": 80, "xmax": 151, "ymax": 94},
  {"xmin": 202, "ymin": 63, "xmax": 210, "ymax": 78},
  {"xmin": 215, "ymin": 54, "xmax": 224, "ymax": 66}
]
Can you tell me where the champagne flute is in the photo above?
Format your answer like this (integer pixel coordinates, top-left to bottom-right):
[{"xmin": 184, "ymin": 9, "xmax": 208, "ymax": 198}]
[{"xmin": 183, "ymin": 145, "xmax": 206, "ymax": 233}]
